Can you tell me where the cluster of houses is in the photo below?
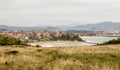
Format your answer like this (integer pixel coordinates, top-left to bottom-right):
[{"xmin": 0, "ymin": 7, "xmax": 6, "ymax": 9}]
[
  {"xmin": 0, "ymin": 29, "xmax": 120, "ymax": 42},
  {"xmin": 0, "ymin": 30, "xmax": 81, "ymax": 42}
]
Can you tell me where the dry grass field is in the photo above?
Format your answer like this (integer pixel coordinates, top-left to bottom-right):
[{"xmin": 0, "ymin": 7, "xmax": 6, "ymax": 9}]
[{"xmin": 0, "ymin": 45, "xmax": 120, "ymax": 70}]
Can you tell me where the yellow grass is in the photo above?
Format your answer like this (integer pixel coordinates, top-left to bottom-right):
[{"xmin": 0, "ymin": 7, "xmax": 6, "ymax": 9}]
[{"xmin": 0, "ymin": 45, "xmax": 120, "ymax": 70}]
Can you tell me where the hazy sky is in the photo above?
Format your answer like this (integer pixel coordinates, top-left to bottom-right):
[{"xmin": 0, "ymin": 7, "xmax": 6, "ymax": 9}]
[{"xmin": 0, "ymin": 0, "xmax": 120, "ymax": 26}]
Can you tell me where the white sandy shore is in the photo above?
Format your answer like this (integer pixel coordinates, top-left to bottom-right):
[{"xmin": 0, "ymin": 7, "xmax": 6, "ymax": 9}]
[{"xmin": 29, "ymin": 41, "xmax": 95, "ymax": 47}]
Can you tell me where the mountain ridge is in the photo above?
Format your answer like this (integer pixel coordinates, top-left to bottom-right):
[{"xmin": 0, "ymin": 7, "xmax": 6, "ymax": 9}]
[{"xmin": 0, "ymin": 21, "xmax": 120, "ymax": 31}]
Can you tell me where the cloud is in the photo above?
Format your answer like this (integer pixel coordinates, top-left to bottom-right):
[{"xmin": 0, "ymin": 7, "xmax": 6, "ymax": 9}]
[{"xmin": 0, "ymin": 0, "xmax": 120, "ymax": 26}]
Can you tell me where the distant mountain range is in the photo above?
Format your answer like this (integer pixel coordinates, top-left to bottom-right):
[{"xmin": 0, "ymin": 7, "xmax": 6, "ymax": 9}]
[
  {"xmin": 0, "ymin": 21, "xmax": 120, "ymax": 31},
  {"xmin": 0, "ymin": 25, "xmax": 55, "ymax": 31},
  {"xmin": 72, "ymin": 21, "xmax": 120, "ymax": 30}
]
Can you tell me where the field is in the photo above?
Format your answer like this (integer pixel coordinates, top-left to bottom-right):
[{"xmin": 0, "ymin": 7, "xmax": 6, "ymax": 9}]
[{"xmin": 0, "ymin": 45, "xmax": 120, "ymax": 70}]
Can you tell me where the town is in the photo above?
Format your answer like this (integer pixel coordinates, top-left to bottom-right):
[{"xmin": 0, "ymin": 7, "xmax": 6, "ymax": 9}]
[
  {"xmin": 0, "ymin": 29, "xmax": 120, "ymax": 42},
  {"xmin": 0, "ymin": 30, "xmax": 82, "ymax": 42}
]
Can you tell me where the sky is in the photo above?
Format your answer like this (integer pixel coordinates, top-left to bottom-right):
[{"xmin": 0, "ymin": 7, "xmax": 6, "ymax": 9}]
[{"xmin": 0, "ymin": 0, "xmax": 120, "ymax": 26}]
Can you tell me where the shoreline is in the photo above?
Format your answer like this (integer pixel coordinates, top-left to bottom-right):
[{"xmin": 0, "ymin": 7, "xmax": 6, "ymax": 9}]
[
  {"xmin": 28, "ymin": 41, "xmax": 95, "ymax": 47},
  {"xmin": 28, "ymin": 36, "xmax": 119, "ymax": 47}
]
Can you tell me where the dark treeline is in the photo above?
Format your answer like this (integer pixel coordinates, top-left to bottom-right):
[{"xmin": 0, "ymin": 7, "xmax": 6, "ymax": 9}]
[
  {"xmin": 28, "ymin": 32, "xmax": 83, "ymax": 41},
  {"xmin": 49, "ymin": 33, "xmax": 83, "ymax": 41}
]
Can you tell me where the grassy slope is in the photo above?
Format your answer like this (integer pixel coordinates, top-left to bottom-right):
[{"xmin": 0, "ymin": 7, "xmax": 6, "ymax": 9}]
[{"xmin": 0, "ymin": 45, "xmax": 120, "ymax": 70}]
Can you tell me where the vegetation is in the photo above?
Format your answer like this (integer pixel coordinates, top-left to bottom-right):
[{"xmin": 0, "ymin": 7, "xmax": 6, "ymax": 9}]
[
  {"xmin": 35, "ymin": 44, "xmax": 42, "ymax": 47},
  {"xmin": 0, "ymin": 45, "xmax": 120, "ymax": 70},
  {"xmin": 100, "ymin": 38, "xmax": 120, "ymax": 45},
  {"xmin": 0, "ymin": 35, "xmax": 27, "ymax": 46},
  {"xmin": 39, "ymin": 33, "xmax": 83, "ymax": 41},
  {"xmin": 5, "ymin": 50, "xmax": 19, "ymax": 55},
  {"xmin": 28, "ymin": 33, "xmax": 83, "ymax": 42}
]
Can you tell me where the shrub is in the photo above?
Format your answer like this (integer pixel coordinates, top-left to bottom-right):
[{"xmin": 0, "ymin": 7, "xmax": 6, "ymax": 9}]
[
  {"xmin": 100, "ymin": 38, "xmax": 120, "ymax": 45},
  {"xmin": 5, "ymin": 50, "xmax": 19, "ymax": 55},
  {"xmin": 0, "ymin": 35, "xmax": 26, "ymax": 46},
  {"xmin": 36, "ymin": 49, "xmax": 42, "ymax": 52},
  {"xmin": 35, "ymin": 44, "xmax": 42, "ymax": 47}
]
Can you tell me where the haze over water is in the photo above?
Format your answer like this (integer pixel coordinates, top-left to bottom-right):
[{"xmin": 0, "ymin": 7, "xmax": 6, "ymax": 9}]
[{"xmin": 81, "ymin": 36, "xmax": 119, "ymax": 43}]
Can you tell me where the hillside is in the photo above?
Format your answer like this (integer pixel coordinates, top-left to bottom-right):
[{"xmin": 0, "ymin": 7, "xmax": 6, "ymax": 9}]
[
  {"xmin": 0, "ymin": 25, "xmax": 55, "ymax": 31},
  {"xmin": 73, "ymin": 21, "xmax": 120, "ymax": 30},
  {"xmin": 0, "ymin": 21, "xmax": 120, "ymax": 31}
]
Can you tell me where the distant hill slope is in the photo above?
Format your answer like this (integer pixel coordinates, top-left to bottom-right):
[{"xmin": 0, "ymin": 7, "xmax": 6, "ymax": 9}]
[
  {"xmin": 0, "ymin": 25, "xmax": 56, "ymax": 31},
  {"xmin": 0, "ymin": 21, "xmax": 120, "ymax": 31},
  {"xmin": 73, "ymin": 22, "xmax": 120, "ymax": 30},
  {"xmin": 55, "ymin": 21, "xmax": 120, "ymax": 30}
]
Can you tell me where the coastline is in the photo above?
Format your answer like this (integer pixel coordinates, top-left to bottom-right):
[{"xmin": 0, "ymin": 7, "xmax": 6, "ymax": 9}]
[
  {"xmin": 28, "ymin": 41, "xmax": 95, "ymax": 47},
  {"xmin": 28, "ymin": 36, "xmax": 119, "ymax": 47}
]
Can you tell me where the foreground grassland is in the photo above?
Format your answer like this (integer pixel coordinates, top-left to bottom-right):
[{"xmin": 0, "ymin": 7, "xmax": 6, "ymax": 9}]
[{"xmin": 0, "ymin": 45, "xmax": 120, "ymax": 70}]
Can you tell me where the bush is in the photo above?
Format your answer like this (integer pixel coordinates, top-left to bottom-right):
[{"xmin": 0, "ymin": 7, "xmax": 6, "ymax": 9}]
[
  {"xmin": 36, "ymin": 49, "xmax": 42, "ymax": 52},
  {"xmin": 5, "ymin": 50, "xmax": 19, "ymax": 55},
  {"xmin": 0, "ymin": 35, "xmax": 26, "ymax": 46},
  {"xmin": 100, "ymin": 38, "xmax": 120, "ymax": 45},
  {"xmin": 35, "ymin": 44, "xmax": 42, "ymax": 47}
]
